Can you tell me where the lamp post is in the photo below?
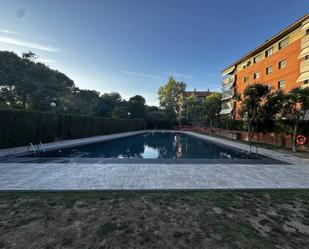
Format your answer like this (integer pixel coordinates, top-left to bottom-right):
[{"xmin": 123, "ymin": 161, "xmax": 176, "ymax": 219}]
[
  {"xmin": 127, "ymin": 112, "xmax": 131, "ymax": 131},
  {"xmin": 50, "ymin": 102, "xmax": 56, "ymax": 112}
]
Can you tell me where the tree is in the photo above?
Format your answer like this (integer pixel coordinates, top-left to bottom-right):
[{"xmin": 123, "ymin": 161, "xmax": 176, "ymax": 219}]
[
  {"xmin": 158, "ymin": 77, "xmax": 186, "ymax": 122},
  {"xmin": 282, "ymin": 87, "xmax": 309, "ymax": 152},
  {"xmin": 112, "ymin": 106, "xmax": 129, "ymax": 119},
  {"xmin": 184, "ymin": 95, "xmax": 203, "ymax": 125},
  {"xmin": 203, "ymin": 93, "xmax": 222, "ymax": 128},
  {"xmin": 97, "ymin": 92, "xmax": 122, "ymax": 117},
  {"xmin": 129, "ymin": 95, "xmax": 146, "ymax": 118},
  {"xmin": 240, "ymin": 84, "xmax": 270, "ymax": 148},
  {"xmin": 0, "ymin": 51, "xmax": 74, "ymax": 111},
  {"xmin": 67, "ymin": 88, "xmax": 100, "ymax": 115}
]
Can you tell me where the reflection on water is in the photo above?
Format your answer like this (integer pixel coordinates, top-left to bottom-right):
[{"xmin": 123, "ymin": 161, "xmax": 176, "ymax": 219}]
[{"xmin": 41, "ymin": 132, "xmax": 253, "ymax": 159}]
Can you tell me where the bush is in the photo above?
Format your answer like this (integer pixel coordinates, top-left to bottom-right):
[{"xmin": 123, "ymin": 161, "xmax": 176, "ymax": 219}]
[
  {"xmin": 0, "ymin": 109, "xmax": 145, "ymax": 148},
  {"xmin": 207, "ymin": 118, "xmax": 309, "ymax": 136}
]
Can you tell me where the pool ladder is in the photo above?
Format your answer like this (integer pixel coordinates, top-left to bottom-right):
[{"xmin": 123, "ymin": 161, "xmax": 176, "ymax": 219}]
[
  {"xmin": 28, "ymin": 142, "xmax": 46, "ymax": 155},
  {"xmin": 241, "ymin": 144, "xmax": 258, "ymax": 156}
]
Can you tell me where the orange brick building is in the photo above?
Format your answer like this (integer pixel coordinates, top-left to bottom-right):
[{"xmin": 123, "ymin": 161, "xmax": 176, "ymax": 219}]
[{"xmin": 220, "ymin": 14, "xmax": 309, "ymax": 119}]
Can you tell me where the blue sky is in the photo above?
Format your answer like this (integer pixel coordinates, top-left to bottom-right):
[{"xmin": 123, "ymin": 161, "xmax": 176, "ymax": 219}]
[{"xmin": 0, "ymin": 0, "xmax": 308, "ymax": 106}]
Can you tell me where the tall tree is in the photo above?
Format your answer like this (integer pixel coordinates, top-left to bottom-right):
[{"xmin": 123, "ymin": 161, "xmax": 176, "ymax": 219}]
[
  {"xmin": 129, "ymin": 95, "xmax": 146, "ymax": 118},
  {"xmin": 240, "ymin": 84, "xmax": 270, "ymax": 148},
  {"xmin": 0, "ymin": 51, "xmax": 74, "ymax": 111},
  {"xmin": 203, "ymin": 93, "xmax": 222, "ymax": 128},
  {"xmin": 158, "ymin": 77, "xmax": 186, "ymax": 122},
  {"xmin": 67, "ymin": 88, "xmax": 100, "ymax": 115},
  {"xmin": 97, "ymin": 92, "xmax": 122, "ymax": 117},
  {"xmin": 282, "ymin": 87, "xmax": 309, "ymax": 152}
]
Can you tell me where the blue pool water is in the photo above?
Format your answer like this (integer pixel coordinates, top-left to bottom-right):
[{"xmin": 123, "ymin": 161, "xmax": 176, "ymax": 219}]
[{"xmin": 38, "ymin": 132, "xmax": 255, "ymax": 159}]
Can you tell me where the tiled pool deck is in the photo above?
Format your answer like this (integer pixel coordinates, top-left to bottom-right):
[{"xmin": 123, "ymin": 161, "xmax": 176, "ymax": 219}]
[{"xmin": 0, "ymin": 130, "xmax": 309, "ymax": 190}]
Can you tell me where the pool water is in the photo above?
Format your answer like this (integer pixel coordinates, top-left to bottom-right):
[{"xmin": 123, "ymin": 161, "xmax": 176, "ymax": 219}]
[{"xmin": 38, "ymin": 132, "xmax": 255, "ymax": 159}]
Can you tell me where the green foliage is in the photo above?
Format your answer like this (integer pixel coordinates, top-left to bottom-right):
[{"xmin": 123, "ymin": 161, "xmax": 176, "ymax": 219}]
[
  {"xmin": 0, "ymin": 51, "xmax": 74, "ymax": 111},
  {"xmin": 145, "ymin": 110, "xmax": 173, "ymax": 129},
  {"xmin": 0, "ymin": 109, "xmax": 144, "ymax": 148},
  {"xmin": 128, "ymin": 95, "xmax": 146, "ymax": 118},
  {"xmin": 204, "ymin": 93, "xmax": 222, "ymax": 127},
  {"xmin": 158, "ymin": 77, "xmax": 186, "ymax": 121},
  {"xmin": 0, "ymin": 51, "xmax": 148, "ymax": 120},
  {"xmin": 111, "ymin": 106, "xmax": 129, "ymax": 119}
]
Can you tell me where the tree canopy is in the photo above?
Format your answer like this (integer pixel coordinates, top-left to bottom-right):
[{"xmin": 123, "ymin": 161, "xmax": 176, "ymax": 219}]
[
  {"xmin": 158, "ymin": 76, "xmax": 186, "ymax": 121},
  {"xmin": 0, "ymin": 51, "xmax": 152, "ymax": 120}
]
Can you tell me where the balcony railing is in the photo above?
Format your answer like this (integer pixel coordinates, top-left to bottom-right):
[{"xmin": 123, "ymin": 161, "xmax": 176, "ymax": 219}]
[
  {"xmin": 221, "ymin": 88, "xmax": 235, "ymax": 101},
  {"xmin": 222, "ymin": 75, "xmax": 235, "ymax": 86},
  {"xmin": 221, "ymin": 99, "xmax": 235, "ymax": 110},
  {"xmin": 300, "ymin": 60, "xmax": 309, "ymax": 74},
  {"xmin": 222, "ymin": 82, "xmax": 234, "ymax": 92},
  {"xmin": 301, "ymin": 35, "xmax": 309, "ymax": 50}
]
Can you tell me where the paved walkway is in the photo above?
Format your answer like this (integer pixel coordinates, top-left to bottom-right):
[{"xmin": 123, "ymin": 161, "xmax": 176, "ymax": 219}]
[{"xmin": 0, "ymin": 131, "xmax": 308, "ymax": 190}]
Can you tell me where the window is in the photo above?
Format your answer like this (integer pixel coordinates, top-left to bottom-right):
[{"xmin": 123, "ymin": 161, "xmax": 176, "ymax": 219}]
[
  {"xmin": 253, "ymin": 54, "xmax": 262, "ymax": 63},
  {"xmin": 279, "ymin": 59, "xmax": 286, "ymax": 69},
  {"xmin": 278, "ymin": 37, "xmax": 289, "ymax": 50},
  {"xmin": 305, "ymin": 55, "xmax": 309, "ymax": 60},
  {"xmin": 305, "ymin": 79, "xmax": 309, "ymax": 84},
  {"xmin": 244, "ymin": 76, "xmax": 249, "ymax": 83},
  {"xmin": 306, "ymin": 29, "xmax": 309, "ymax": 36},
  {"xmin": 266, "ymin": 66, "xmax": 273, "ymax": 74},
  {"xmin": 278, "ymin": 80, "xmax": 285, "ymax": 89},
  {"xmin": 265, "ymin": 47, "xmax": 273, "ymax": 57},
  {"xmin": 253, "ymin": 72, "xmax": 260, "ymax": 79}
]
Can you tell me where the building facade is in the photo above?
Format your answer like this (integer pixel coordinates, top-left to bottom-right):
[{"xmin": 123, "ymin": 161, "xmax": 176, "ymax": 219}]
[{"xmin": 220, "ymin": 13, "xmax": 309, "ymax": 119}]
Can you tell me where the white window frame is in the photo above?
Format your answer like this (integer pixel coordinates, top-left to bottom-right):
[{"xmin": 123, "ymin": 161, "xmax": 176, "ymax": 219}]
[
  {"xmin": 253, "ymin": 72, "xmax": 260, "ymax": 80},
  {"xmin": 253, "ymin": 54, "xmax": 262, "ymax": 64},
  {"xmin": 278, "ymin": 80, "xmax": 285, "ymax": 89},
  {"xmin": 279, "ymin": 59, "xmax": 287, "ymax": 69},
  {"xmin": 266, "ymin": 66, "xmax": 273, "ymax": 74},
  {"xmin": 265, "ymin": 47, "xmax": 273, "ymax": 57},
  {"xmin": 278, "ymin": 37, "xmax": 289, "ymax": 50}
]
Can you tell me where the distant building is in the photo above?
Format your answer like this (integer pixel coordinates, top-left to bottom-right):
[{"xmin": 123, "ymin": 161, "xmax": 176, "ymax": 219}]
[
  {"xmin": 178, "ymin": 89, "xmax": 214, "ymax": 119},
  {"xmin": 220, "ymin": 13, "xmax": 309, "ymax": 119}
]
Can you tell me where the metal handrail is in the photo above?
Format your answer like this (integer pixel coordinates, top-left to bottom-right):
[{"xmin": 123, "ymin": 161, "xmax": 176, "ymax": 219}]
[
  {"xmin": 38, "ymin": 142, "xmax": 46, "ymax": 153},
  {"xmin": 28, "ymin": 143, "xmax": 37, "ymax": 154}
]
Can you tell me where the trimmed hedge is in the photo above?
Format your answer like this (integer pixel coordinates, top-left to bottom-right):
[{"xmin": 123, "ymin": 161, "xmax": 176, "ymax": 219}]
[
  {"xmin": 208, "ymin": 118, "xmax": 309, "ymax": 136},
  {"xmin": 0, "ymin": 109, "xmax": 145, "ymax": 149}
]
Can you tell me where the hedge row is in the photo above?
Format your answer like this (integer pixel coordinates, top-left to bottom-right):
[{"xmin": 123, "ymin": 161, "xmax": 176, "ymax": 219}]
[
  {"xmin": 0, "ymin": 109, "xmax": 145, "ymax": 149},
  {"xmin": 210, "ymin": 119, "xmax": 309, "ymax": 136}
]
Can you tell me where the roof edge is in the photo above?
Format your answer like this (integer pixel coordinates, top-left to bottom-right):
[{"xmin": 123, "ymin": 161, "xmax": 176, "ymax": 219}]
[{"xmin": 221, "ymin": 13, "xmax": 309, "ymax": 73}]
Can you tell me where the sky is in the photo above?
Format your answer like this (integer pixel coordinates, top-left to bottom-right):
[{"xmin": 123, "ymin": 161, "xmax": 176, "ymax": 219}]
[{"xmin": 0, "ymin": 0, "xmax": 308, "ymax": 106}]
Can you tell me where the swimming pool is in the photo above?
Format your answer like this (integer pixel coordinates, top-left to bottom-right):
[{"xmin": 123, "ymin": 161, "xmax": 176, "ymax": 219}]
[
  {"xmin": 28, "ymin": 132, "xmax": 254, "ymax": 159},
  {"xmin": 0, "ymin": 131, "xmax": 286, "ymax": 164}
]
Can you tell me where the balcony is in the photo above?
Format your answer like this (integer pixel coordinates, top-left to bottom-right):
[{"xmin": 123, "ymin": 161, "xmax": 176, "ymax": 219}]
[
  {"xmin": 221, "ymin": 88, "xmax": 235, "ymax": 101},
  {"xmin": 222, "ymin": 75, "xmax": 235, "ymax": 86},
  {"xmin": 221, "ymin": 82, "xmax": 234, "ymax": 92},
  {"xmin": 221, "ymin": 100, "xmax": 235, "ymax": 110},
  {"xmin": 301, "ymin": 35, "xmax": 309, "ymax": 50},
  {"xmin": 300, "ymin": 60, "xmax": 309, "ymax": 74}
]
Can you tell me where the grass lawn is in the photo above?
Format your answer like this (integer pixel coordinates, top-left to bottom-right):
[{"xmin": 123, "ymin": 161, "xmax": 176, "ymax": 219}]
[{"xmin": 0, "ymin": 191, "xmax": 309, "ymax": 249}]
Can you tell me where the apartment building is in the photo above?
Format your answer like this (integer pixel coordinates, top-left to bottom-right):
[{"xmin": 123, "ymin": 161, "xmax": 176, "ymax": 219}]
[{"xmin": 220, "ymin": 13, "xmax": 309, "ymax": 119}]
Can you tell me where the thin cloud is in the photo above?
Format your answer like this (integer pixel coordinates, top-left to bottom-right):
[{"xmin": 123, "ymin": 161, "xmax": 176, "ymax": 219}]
[
  {"xmin": 0, "ymin": 36, "xmax": 59, "ymax": 53},
  {"xmin": 121, "ymin": 71, "xmax": 165, "ymax": 80},
  {"xmin": 0, "ymin": 29, "xmax": 21, "ymax": 35},
  {"xmin": 165, "ymin": 72, "xmax": 195, "ymax": 79}
]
